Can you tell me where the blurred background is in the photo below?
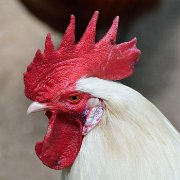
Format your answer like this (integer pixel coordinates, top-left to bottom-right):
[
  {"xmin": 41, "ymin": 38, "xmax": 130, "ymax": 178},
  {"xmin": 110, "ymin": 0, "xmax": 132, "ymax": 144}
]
[{"xmin": 0, "ymin": 0, "xmax": 180, "ymax": 179}]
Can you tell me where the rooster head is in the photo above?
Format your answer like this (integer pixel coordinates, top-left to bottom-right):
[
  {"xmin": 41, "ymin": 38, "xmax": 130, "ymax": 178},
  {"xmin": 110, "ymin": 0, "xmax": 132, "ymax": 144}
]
[{"xmin": 24, "ymin": 11, "xmax": 141, "ymax": 170}]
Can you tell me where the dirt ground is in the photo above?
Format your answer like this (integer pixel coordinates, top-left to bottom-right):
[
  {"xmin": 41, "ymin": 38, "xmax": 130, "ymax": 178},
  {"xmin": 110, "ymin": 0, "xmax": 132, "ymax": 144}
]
[{"xmin": 0, "ymin": 0, "xmax": 180, "ymax": 179}]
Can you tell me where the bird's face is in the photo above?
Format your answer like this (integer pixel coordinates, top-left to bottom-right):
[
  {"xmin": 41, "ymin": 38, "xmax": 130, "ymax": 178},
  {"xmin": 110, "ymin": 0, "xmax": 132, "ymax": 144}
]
[{"xmin": 27, "ymin": 90, "xmax": 104, "ymax": 170}]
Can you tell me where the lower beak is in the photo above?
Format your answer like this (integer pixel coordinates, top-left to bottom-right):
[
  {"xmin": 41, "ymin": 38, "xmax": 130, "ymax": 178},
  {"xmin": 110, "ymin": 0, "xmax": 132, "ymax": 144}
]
[{"xmin": 27, "ymin": 102, "xmax": 48, "ymax": 115}]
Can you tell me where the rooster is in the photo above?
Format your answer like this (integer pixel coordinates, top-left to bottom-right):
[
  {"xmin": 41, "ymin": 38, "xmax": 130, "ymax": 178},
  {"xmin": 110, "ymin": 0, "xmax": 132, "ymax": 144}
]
[{"xmin": 24, "ymin": 12, "xmax": 180, "ymax": 180}]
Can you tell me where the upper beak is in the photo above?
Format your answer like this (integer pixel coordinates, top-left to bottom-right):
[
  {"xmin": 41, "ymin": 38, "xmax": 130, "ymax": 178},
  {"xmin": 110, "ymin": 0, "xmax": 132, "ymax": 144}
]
[{"xmin": 27, "ymin": 102, "xmax": 48, "ymax": 115}]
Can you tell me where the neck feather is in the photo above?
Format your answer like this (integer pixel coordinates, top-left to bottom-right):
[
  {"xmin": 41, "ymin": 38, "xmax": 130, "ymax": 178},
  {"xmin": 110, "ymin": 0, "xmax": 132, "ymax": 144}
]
[{"xmin": 62, "ymin": 77, "xmax": 180, "ymax": 180}]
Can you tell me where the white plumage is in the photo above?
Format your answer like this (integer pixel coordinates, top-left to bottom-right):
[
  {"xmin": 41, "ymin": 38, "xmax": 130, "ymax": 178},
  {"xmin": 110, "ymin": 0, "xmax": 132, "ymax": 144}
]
[{"xmin": 61, "ymin": 77, "xmax": 180, "ymax": 180}]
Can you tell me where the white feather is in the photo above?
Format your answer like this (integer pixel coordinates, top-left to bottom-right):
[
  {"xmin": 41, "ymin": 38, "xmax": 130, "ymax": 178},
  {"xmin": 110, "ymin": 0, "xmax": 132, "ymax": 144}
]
[{"xmin": 61, "ymin": 77, "xmax": 180, "ymax": 180}]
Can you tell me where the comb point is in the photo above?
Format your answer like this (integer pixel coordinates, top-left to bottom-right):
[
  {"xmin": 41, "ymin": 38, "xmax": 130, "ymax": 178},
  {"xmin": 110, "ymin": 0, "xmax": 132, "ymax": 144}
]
[
  {"xmin": 44, "ymin": 33, "xmax": 54, "ymax": 53},
  {"xmin": 59, "ymin": 14, "xmax": 75, "ymax": 50},
  {"xmin": 77, "ymin": 11, "xmax": 99, "ymax": 48},
  {"xmin": 98, "ymin": 16, "xmax": 119, "ymax": 45}
]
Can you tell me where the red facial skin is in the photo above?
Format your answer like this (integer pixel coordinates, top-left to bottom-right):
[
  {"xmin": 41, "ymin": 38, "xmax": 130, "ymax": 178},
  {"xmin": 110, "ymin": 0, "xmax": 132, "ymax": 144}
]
[{"xmin": 35, "ymin": 92, "xmax": 90, "ymax": 170}]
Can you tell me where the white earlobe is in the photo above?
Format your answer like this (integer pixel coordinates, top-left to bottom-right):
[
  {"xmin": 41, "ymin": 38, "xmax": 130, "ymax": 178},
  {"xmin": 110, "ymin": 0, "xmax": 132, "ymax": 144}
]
[{"xmin": 86, "ymin": 98, "xmax": 100, "ymax": 108}]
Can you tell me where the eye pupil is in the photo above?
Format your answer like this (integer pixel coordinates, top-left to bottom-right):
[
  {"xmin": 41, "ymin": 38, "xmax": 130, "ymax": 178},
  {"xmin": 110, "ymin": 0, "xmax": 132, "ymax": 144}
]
[{"xmin": 71, "ymin": 96, "xmax": 78, "ymax": 101}]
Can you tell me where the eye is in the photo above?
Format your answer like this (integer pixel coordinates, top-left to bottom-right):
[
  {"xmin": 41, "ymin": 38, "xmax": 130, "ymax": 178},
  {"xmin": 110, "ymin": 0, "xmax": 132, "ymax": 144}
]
[{"xmin": 68, "ymin": 93, "xmax": 81, "ymax": 103}]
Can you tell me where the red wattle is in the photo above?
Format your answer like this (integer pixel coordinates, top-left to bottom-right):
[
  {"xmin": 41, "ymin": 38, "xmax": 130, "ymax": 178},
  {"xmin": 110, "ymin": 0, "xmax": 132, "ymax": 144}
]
[{"xmin": 35, "ymin": 111, "xmax": 83, "ymax": 170}]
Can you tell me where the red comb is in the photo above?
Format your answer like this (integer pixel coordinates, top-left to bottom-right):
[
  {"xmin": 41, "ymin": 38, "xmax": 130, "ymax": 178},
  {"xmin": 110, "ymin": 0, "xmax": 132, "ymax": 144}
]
[{"xmin": 24, "ymin": 11, "xmax": 141, "ymax": 102}]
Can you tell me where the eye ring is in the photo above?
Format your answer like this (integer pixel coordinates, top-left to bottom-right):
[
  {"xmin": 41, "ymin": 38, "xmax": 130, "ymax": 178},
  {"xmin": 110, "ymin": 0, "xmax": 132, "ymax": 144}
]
[{"xmin": 68, "ymin": 93, "xmax": 81, "ymax": 104}]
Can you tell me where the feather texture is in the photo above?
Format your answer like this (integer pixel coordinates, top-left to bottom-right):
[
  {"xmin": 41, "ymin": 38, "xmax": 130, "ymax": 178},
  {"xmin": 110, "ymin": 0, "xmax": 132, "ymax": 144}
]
[{"xmin": 60, "ymin": 77, "xmax": 180, "ymax": 180}]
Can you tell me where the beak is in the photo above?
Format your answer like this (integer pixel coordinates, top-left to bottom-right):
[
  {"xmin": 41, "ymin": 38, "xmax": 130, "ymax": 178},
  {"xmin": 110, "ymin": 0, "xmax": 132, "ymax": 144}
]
[{"xmin": 27, "ymin": 102, "xmax": 48, "ymax": 115}]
